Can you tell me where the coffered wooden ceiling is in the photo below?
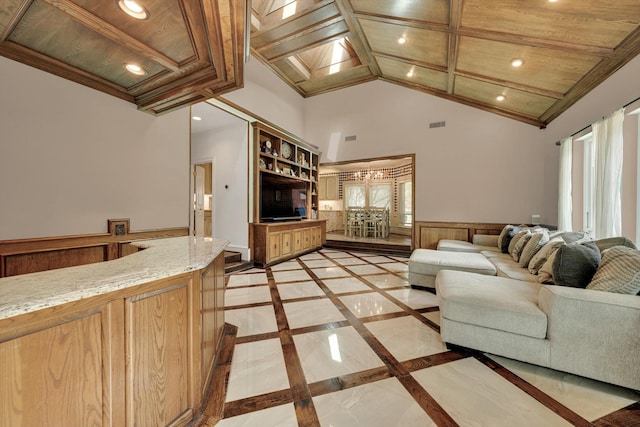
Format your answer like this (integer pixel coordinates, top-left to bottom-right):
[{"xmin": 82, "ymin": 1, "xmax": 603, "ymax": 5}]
[
  {"xmin": 250, "ymin": 0, "xmax": 640, "ymax": 127},
  {"xmin": 0, "ymin": 0, "xmax": 245, "ymax": 115}
]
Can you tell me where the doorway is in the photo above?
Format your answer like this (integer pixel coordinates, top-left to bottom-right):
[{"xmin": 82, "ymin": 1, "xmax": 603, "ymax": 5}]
[
  {"xmin": 193, "ymin": 161, "xmax": 213, "ymax": 237},
  {"xmin": 318, "ymin": 155, "xmax": 414, "ymax": 253}
]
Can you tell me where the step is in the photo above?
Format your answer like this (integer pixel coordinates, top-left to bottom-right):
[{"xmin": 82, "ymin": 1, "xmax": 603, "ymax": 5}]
[{"xmin": 224, "ymin": 250, "xmax": 242, "ymax": 264}]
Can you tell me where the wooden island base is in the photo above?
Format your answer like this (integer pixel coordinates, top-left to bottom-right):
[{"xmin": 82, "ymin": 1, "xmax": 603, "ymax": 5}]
[{"xmin": 0, "ymin": 237, "xmax": 227, "ymax": 427}]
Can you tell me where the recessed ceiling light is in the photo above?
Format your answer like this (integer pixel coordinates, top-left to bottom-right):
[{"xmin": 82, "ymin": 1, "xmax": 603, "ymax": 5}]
[
  {"xmin": 548, "ymin": 0, "xmax": 558, "ymax": 2},
  {"xmin": 511, "ymin": 58, "xmax": 524, "ymax": 68},
  {"xmin": 192, "ymin": 116, "xmax": 202, "ymax": 121},
  {"xmin": 496, "ymin": 95, "xmax": 506, "ymax": 102},
  {"xmin": 398, "ymin": 36, "xmax": 407, "ymax": 45},
  {"xmin": 407, "ymin": 68, "xmax": 414, "ymax": 78},
  {"xmin": 124, "ymin": 63, "xmax": 146, "ymax": 76},
  {"xmin": 117, "ymin": 0, "xmax": 149, "ymax": 20}
]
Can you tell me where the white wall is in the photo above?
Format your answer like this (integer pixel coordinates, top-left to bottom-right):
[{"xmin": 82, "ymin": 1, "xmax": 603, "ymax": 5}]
[
  {"xmin": 222, "ymin": 56, "xmax": 306, "ymax": 138},
  {"xmin": 0, "ymin": 57, "xmax": 190, "ymax": 240},
  {"xmin": 192, "ymin": 119, "xmax": 250, "ymax": 258},
  {"xmin": 304, "ymin": 80, "xmax": 550, "ymax": 225}
]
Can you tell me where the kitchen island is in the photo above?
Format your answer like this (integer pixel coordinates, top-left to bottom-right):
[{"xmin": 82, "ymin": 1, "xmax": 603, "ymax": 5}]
[{"xmin": 0, "ymin": 236, "xmax": 228, "ymax": 426}]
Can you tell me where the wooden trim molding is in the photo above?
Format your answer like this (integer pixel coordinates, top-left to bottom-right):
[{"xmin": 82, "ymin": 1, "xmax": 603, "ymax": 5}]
[
  {"xmin": 413, "ymin": 221, "xmax": 507, "ymax": 250},
  {"xmin": 0, "ymin": 220, "xmax": 189, "ymax": 278}
]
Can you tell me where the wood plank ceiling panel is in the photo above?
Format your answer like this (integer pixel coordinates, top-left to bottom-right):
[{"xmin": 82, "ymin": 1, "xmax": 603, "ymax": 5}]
[
  {"xmin": 358, "ymin": 18, "xmax": 448, "ymax": 67},
  {"xmin": 454, "ymin": 75, "xmax": 558, "ymax": 118},
  {"xmin": 350, "ymin": 0, "xmax": 449, "ymax": 25},
  {"xmin": 461, "ymin": 0, "xmax": 640, "ymax": 49},
  {"xmin": 376, "ymin": 56, "xmax": 448, "ymax": 92},
  {"xmin": 456, "ymin": 36, "xmax": 602, "ymax": 96}
]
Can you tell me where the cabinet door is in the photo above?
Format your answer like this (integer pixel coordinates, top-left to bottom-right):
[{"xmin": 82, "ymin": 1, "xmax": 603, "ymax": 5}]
[
  {"xmin": 126, "ymin": 281, "xmax": 191, "ymax": 427},
  {"xmin": 318, "ymin": 176, "xmax": 327, "ymax": 199},
  {"xmin": 311, "ymin": 226, "xmax": 321, "ymax": 248},
  {"xmin": 326, "ymin": 176, "xmax": 339, "ymax": 200},
  {"xmin": 268, "ymin": 232, "xmax": 282, "ymax": 262},
  {"xmin": 302, "ymin": 228, "xmax": 312, "ymax": 250},
  {"xmin": 281, "ymin": 232, "xmax": 292, "ymax": 257},
  {"xmin": 293, "ymin": 230, "xmax": 303, "ymax": 252}
]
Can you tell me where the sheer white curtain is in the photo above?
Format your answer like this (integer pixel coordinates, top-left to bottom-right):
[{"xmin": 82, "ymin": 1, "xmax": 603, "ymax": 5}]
[
  {"xmin": 592, "ymin": 108, "xmax": 625, "ymax": 239},
  {"xmin": 557, "ymin": 137, "xmax": 573, "ymax": 231}
]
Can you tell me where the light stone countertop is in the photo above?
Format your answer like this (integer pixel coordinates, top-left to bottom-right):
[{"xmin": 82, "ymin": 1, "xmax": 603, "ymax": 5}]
[{"xmin": 0, "ymin": 236, "xmax": 229, "ymax": 321}]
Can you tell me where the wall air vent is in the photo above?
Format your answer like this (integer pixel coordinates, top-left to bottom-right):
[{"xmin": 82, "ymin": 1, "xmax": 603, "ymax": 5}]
[
  {"xmin": 429, "ymin": 121, "xmax": 446, "ymax": 128},
  {"xmin": 345, "ymin": 135, "xmax": 357, "ymax": 142}
]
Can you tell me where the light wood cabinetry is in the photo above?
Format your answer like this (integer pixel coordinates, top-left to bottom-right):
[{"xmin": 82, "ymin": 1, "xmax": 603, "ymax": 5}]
[
  {"xmin": 251, "ymin": 122, "xmax": 326, "ymax": 264},
  {"xmin": 252, "ymin": 220, "xmax": 326, "ymax": 266},
  {"xmin": 319, "ymin": 175, "xmax": 339, "ymax": 200},
  {"xmin": 0, "ymin": 251, "xmax": 225, "ymax": 427}
]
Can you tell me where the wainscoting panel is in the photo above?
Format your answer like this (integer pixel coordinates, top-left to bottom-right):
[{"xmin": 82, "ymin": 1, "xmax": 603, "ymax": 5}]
[
  {"xmin": 0, "ymin": 222, "xmax": 188, "ymax": 278},
  {"xmin": 413, "ymin": 221, "xmax": 506, "ymax": 250}
]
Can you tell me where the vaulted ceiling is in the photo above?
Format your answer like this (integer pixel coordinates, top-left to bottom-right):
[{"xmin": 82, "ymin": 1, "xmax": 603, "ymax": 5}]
[
  {"xmin": 250, "ymin": 0, "xmax": 640, "ymax": 127},
  {"xmin": 2, "ymin": 1, "xmax": 639, "ymax": 126},
  {"xmin": 0, "ymin": 0, "xmax": 245, "ymax": 115}
]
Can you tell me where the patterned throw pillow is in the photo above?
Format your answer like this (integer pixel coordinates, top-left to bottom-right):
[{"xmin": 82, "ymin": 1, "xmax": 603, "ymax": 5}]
[
  {"xmin": 587, "ymin": 246, "xmax": 640, "ymax": 294},
  {"xmin": 511, "ymin": 230, "xmax": 532, "ymax": 262},
  {"xmin": 538, "ymin": 250, "xmax": 559, "ymax": 284},
  {"xmin": 528, "ymin": 237, "xmax": 564, "ymax": 274},
  {"xmin": 519, "ymin": 229, "xmax": 549, "ymax": 267},
  {"xmin": 508, "ymin": 229, "xmax": 528, "ymax": 257}
]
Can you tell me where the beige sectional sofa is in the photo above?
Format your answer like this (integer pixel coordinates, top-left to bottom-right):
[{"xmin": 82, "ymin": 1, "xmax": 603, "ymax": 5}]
[{"xmin": 430, "ymin": 232, "xmax": 640, "ymax": 391}]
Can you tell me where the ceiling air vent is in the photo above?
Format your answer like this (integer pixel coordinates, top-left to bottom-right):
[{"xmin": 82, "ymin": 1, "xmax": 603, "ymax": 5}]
[
  {"xmin": 345, "ymin": 135, "xmax": 357, "ymax": 142},
  {"xmin": 429, "ymin": 121, "xmax": 446, "ymax": 128}
]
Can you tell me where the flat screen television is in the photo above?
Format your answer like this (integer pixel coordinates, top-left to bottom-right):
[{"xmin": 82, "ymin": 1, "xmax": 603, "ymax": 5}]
[{"xmin": 260, "ymin": 173, "xmax": 308, "ymax": 222}]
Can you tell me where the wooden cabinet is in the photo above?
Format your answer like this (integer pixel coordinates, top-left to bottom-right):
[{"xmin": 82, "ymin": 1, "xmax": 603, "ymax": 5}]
[
  {"xmin": 0, "ymin": 252, "xmax": 226, "ymax": 427},
  {"xmin": 319, "ymin": 175, "xmax": 338, "ymax": 200},
  {"xmin": 251, "ymin": 122, "xmax": 325, "ymax": 264},
  {"xmin": 252, "ymin": 220, "xmax": 326, "ymax": 266}
]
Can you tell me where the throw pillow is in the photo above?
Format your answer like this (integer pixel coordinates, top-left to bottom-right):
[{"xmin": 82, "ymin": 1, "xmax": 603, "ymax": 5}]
[
  {"xmin": 508, "ymin": 229, "xmax": 528, "ymax": 257},
  {"xmin": 528, "ymin": 237, "xmax": 564, "ymax": 274},
  {"xmin": 594, "ymin": 237, "xmax": 637, "ymax": 252},
  {"xmin": 587, "ymin": 246, "xmax": 640, "ymax": 294},
  {"xmin": 511, "ymin": 230, "xmax": 532, "ymax": 262},
  {"xmin": 497, "ymin": 225, "xmax": 514, "ymax": 253},
  {"xmin": 499, "ymin": 225, "xmax": 521, "ymax": 254},
  {"xmin": 552, "ymin": 241, "xmax": 601, "ymax": 288},
  {"xmin": 538, "ymin": 250, "xmax": 559, "ymax": 284},
  {"xmin": 519, "ymin": 229, "xmax": 549, "ymax": 267},
  {"xmin": 557, "ymin": 231, "xmax": 587, "ymax": 243}
]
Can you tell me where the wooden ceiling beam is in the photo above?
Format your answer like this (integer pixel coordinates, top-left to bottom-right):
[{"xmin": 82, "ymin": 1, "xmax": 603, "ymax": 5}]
[
  {"xmin": 334, "ymin": 0, "xmax": 381, "ymax": 75},
  {"xmin": 352, "ymin": 11, "xmax": 449, "ymax": 32},
  {"xmin": 373, "ymin": 51, "xmax": 447, "ymax": 73},
  {"xmin": 446, "ymin": 0, "xmax": 463, "ymax": 94},
  {"xmin": 0, "ymin": 0, "xmax": 33, "ymax": 41}
]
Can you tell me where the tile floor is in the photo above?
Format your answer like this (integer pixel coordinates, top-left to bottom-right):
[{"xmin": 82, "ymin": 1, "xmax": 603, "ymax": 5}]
[{"xmin": 216, "ymin": 249, "xmax": 639, "ymax": 427}]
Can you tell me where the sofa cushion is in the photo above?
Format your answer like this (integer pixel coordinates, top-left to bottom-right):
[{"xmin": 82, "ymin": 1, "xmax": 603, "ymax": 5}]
[
  {"xmin": 552, "ymin": 241, "xmax": 601, "ymax": 288},
  {"xmin": 498, "ymin": 225, "xmax": 518, "ymax": 253},
  {"xmin": 510, "ymin": 230, "xmax": 532, "ymax": 262},
  {"xmin": 409, "ymin": 249, "xmax": 497, "ymax": 276},
  {"xmin": 587, "ymin": 246, "xmax": 640, "ymax": 294},
  {"xmin": 436, "ymin": 270, "xmax": 547, "ymax": 339},
  {"xmin": 436, "ymin": 239, "xmax": 479, "ymax": 253},
  {"xmin": 551, "ymin": 231, "xmax": 587, "ymax": 243},
  {"xmin": 528, "ymin": 237, "xmax": 564, "ymax": 275},
  {"xmin": 490, "ymin": 258, "xmax": 539, "ymax": 282},
  {"xmin": 519, "ymin": 229, "xmax": 549, "ymax": 267}
]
